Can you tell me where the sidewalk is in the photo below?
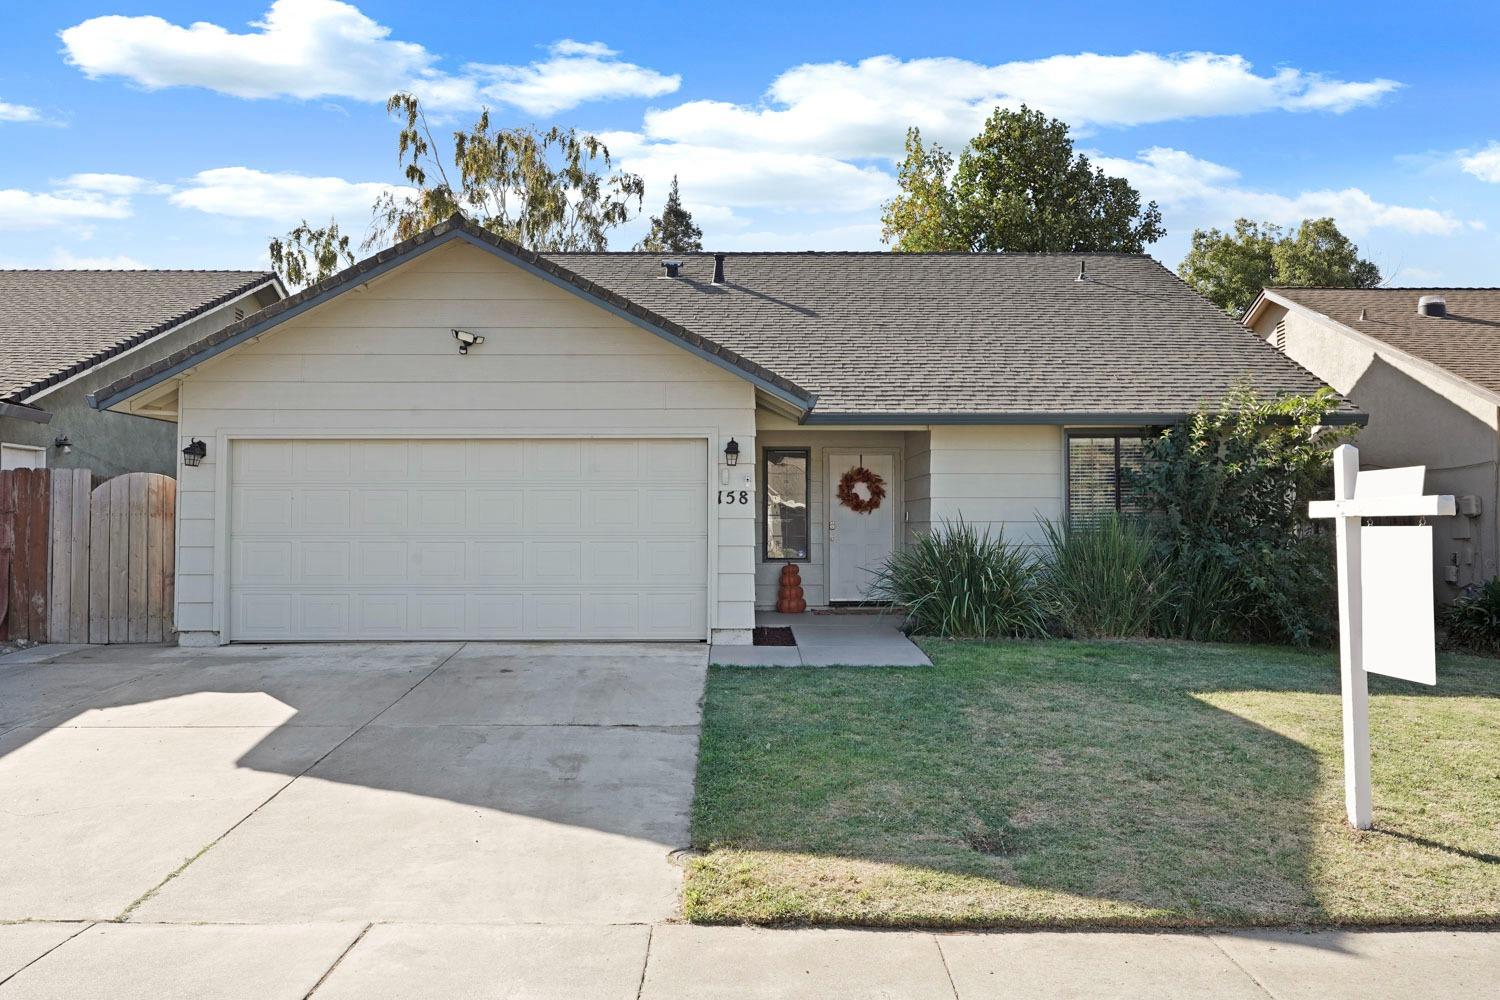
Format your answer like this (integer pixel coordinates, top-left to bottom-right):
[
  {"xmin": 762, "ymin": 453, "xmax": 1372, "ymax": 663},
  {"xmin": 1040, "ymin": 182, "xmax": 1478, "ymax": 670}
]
[{"xmin": 2, "ymin": 922, "xmax": 1495, "ymax": 998}]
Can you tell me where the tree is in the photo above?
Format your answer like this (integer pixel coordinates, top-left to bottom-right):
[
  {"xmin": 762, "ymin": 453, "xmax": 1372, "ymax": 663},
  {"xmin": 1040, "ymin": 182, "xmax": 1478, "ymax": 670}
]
[
  {"xmin": 636, "ymin": 175, "xmax": 703, "ymax": 253},
  {"xmin": 1179, "ymin": 217, "xmax": 1382, "ymax": 316},
  {"xmin": 268, "ymin": 220, "xmax": 355, "ymax": 289},
  {"xmin": 881, "ymin": 106, "xmax": 1165, "ymax": 253},
  {"xmin": 369, "ymin": 93, "xmax": 645, "ymax": 251}
]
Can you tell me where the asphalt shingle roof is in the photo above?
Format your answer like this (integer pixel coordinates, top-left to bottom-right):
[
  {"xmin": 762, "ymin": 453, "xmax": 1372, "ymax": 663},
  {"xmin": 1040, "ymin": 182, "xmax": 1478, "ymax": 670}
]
[
  {"xmin": 87, "ymin": 217, "xmax": 1353, "ymax": 421},
  {"xmin": 1268, "ymin": 287, "xmax": 1500, "ymax": 397},
  {"xmin": 0, "ymin": 269, "xmax": 274, "ymax": 402},
  {"xmin": 547, "ymin": 251, "xmax": 1350, "ymax": 419}
]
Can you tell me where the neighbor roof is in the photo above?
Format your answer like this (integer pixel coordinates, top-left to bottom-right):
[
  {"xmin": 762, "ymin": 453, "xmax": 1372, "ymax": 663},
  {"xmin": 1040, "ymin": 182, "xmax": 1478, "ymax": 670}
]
[
  {"xmin": 0, "ymin": 269, "xmax": 276, "ymax": 402},
  {"xmin": 550, "ymin": 251, "xmax": 1355, "ymax": 421},
  {"xmin": 1258, "ymin": 287, "xmax": 1500, "ymax": 398},
  {"xmin": 89, "ymin": 216, "xmax": 1356, "ymax": 423}
]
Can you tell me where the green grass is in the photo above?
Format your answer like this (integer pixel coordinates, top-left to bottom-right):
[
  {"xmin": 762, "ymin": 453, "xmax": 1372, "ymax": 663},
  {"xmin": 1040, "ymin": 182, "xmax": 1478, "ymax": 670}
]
[{"xmin": 685, "ymin": 639, "xmax": 1500, "ymax": 928}]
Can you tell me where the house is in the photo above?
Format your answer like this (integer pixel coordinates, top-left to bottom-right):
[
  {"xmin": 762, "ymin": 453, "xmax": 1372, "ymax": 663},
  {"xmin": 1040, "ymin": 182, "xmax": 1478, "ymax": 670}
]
[
  {"xmin": 1244, "ymin": 287, "xmax": 1500, "ymax": 595},
  {"xmin": 88, "ymin": 216, "xmax": 1355, "ymax": 646},
  {"xmin": 0, "ymin": 270, "xmax": 282, "ymax": 476}
]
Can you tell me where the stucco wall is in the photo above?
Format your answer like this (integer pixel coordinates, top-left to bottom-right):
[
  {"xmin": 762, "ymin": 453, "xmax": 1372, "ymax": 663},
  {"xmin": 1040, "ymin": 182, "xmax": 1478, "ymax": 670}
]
[
  {"xmin": 171, "ymin": 240, "xmax": 757, "ymax": 643},
  {"xmin": 1252, "ymin": 302, "xmax": 1500, "ymax": 591},
  {"xmin": 1, "ymin": 285, "xmax": 279, "ymax": 478}
]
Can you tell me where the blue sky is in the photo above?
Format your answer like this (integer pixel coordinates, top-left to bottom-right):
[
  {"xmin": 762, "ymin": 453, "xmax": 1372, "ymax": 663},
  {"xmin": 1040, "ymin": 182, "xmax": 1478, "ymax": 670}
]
[{"xmin": 2, "ymin": 0, "xmax": 1498, "ymax": 283}]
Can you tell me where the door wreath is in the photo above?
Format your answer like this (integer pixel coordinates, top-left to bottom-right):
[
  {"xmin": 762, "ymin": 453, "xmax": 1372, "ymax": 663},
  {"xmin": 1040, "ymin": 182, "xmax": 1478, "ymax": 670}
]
[{"xmin": 837, "ymin": 465, "xmax": 886, "ymax": 514}]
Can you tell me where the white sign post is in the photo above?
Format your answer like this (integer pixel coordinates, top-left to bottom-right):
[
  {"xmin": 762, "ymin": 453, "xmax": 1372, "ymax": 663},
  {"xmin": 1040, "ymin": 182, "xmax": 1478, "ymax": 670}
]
[{"xmin": 1308, "ymin": 444, "xmax": 1455, "ymax": 829}]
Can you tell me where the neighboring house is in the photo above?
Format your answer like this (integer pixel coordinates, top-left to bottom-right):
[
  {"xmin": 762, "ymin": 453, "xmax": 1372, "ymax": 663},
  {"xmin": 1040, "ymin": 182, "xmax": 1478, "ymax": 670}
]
[
  {"xmin": 0, "ymin": 270, "xmax": 282, "ymax": 476},
  {"xmin": 1245, "ymin": 287, "xmax": 1500, "ymax": 597},
  {"xmin": 89, "ymin": 216, "xmax": 1355, "ymax": 646}
]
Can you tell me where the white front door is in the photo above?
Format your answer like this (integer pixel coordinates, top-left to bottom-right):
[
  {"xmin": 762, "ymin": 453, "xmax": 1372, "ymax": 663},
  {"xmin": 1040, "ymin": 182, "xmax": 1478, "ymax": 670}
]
[{"xmin": 827, "ymin": 451, "xmax": 896, "ymax": 602}]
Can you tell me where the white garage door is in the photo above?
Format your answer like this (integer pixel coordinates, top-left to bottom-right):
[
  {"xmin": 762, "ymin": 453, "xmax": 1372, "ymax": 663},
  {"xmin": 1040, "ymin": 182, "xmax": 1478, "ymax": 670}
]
[{"xmin": 228, "ymin": 438, "xmax": 708, "ymax": 640}]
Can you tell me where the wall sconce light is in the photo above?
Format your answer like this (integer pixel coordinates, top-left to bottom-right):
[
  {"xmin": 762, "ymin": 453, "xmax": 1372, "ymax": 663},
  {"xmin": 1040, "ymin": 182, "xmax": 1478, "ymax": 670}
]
[
  {"xmin": 724, "ymin": 438, "xmax": 740, "ymax": 466},
  {"xmin": 54, "ymin": 435, "xmax": 72, "ymax": 454},
  {"xmin": 453, "ymin": 329, "xmax": 485, "ymax": 355},
  {"xmin": 182, "ymin": 438, "xmax": 207, "ymax": 468}
]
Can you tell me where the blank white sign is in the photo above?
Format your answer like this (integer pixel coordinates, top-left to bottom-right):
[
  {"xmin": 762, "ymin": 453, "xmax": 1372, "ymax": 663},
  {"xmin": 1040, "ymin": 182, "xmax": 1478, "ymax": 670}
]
[{"xmin": 1360, "ymin": 524, "xmax": 1437, "ymax": 685}]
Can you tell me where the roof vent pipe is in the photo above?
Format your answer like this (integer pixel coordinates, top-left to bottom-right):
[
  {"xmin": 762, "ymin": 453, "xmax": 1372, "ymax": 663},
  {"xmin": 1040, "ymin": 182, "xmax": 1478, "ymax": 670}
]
[
  {"xmin": 1076, "ymin": 260, "xmax": 1087, "ymax": 281},
  {"xmin": 1418, "ymin": 294, "xmax": 1447, "ymax": 318},
  {"xmin": 660, "ymin": 259, "xmax": 682, "ymax": 279},
  {"xmin": 713, "ymin": 253, "xmax": 726, "ymax": 285}
]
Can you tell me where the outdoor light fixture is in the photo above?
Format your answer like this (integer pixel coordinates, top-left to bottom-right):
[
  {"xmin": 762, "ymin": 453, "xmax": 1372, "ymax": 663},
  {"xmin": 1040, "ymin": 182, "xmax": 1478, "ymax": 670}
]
[
  {"xmin": 54, "ymin": 435, "xmax": 72, "ymax": 454},
  {"xmin": 724, "ymin": 438, "xmax": 740, "ymax": 466},
  {"xmin": 453, "ymin": 329, "xmax": 485, "ymax": 355},
  {"xmin": 182, "ymin": 439, "xmax": 207, "ymax": 468}
]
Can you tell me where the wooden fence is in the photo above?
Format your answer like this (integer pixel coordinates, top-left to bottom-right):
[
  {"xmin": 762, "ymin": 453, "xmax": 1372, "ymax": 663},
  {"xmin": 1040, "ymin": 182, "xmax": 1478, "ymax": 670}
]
[{"xmin": 0, "ymin": 470, "xmax": 176, "ymax": 644}]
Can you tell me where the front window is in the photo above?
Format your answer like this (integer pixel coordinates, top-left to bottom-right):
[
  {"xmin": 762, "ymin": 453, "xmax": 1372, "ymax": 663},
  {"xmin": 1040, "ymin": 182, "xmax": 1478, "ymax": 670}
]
[
  {"xmin": 763, "ymin": 448, "xmax": 810, "ymax": 560},
  {"xmin": 1067, "ymin": 433, "xmax": 1146, "ymax": 525}
]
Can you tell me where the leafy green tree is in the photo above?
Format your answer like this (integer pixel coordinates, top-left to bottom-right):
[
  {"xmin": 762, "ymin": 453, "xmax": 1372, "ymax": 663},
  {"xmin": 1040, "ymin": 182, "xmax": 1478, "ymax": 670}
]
[
  {"xmin": 881, "ymin": 106, "xmax": 1165, "ymax": 253},
  {"xmin": 1127, "ymin": 387, "xmax": 1355, "ymax": 645},
  {"xmin": 268, "ymin": 220, "xmax": 355, "ymax": 289},
  {"xmin": 636, "ymin": 175, "xmax": 703, "ymax": 253},
  {"xmin": 370, "ymin": 93, "xmax": 645, "ymax": 251},
  {"xmin": 1179, "ymin": 217, "xmax": 1382, "ymax": 316}
]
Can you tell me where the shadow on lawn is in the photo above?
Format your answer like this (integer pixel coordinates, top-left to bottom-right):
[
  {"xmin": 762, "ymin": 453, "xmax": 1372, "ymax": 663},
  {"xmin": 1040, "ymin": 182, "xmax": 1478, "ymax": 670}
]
[{"xmin": 691, "ymin": 641, "xmax": 1500, "ymax": 926}]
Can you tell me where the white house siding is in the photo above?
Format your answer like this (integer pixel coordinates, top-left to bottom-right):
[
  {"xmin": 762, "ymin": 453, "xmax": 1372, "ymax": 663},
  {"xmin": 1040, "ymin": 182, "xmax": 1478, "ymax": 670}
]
[
  {"xmin": 903, "ymin": 430, "xmax": 933, "ymax": 541},
  {"xmin": 925, "ymin": 425, "xmax": 1064, "ymax": 548},
  {"xmin": 1252, "ymin": 303, "xmax": 1500, "ymax": 591},
  {"xmin": 171, "ymin": 240, "xmax": 756, "ymax": 644}
]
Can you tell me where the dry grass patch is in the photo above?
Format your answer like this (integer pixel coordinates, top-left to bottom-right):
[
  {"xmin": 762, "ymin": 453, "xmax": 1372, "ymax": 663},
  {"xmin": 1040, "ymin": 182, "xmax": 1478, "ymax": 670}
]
[{"xmin": 686, "ymin": 639, "xmax": 1500, "ymax": 927}]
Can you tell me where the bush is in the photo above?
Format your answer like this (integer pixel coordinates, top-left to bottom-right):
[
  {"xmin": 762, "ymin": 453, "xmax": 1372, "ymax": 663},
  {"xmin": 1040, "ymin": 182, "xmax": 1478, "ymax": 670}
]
[
  {"xmin": 1127, "ymin": 387, "xmax": 1352, "ymax": 645},
  {"xmin": 1040, "ymin": 515, "xmax": 1167, "ymax": 638},
  {"xmin": 873, "ymin": 518, "xmax": 1047, "ymax": 639},
  {"xmin": 1440, "ymin": 579, "xmax": 1500, "ymax": 655}
]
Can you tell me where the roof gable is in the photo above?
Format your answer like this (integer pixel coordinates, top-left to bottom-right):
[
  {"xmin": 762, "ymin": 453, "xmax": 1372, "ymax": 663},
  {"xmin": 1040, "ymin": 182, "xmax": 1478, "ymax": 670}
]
[{"xmin": 89, "ymin": 217, "xmax": 814, "ymax": 414}]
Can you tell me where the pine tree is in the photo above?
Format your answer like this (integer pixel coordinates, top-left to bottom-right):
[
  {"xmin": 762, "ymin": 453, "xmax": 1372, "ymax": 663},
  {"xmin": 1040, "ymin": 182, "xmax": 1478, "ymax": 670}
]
[{"xmin": 637, "ymin": 176, "xmax": 703, "ymax": 253}]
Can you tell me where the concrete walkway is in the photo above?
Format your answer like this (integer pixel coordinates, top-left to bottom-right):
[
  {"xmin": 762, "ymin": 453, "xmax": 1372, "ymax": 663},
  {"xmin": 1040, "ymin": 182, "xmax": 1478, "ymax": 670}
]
[
  {"xmin": 711, "ymin": 611, "xmax": 932, "ymax": 667},
  {"xmin": 1, "ymin": 922, "xmax": 1494, "ymax": 997}
]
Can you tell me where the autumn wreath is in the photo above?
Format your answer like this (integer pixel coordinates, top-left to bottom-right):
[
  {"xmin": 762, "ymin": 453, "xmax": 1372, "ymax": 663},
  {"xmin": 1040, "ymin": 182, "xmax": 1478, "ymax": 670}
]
[{"xmin": 836, "ymin": 465, "xmax": 886, "ymax": 514}]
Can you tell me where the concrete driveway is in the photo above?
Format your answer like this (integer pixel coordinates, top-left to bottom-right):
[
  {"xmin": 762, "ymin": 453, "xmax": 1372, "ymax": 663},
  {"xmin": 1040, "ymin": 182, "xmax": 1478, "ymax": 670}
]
[{"xmin": 0, "ymin": 640, "xmax": 704, "ymax": 992}]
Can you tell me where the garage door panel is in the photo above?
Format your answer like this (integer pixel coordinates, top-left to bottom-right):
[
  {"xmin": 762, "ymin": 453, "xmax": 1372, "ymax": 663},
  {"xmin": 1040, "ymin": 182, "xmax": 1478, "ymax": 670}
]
[{"xmin": 230, "ymin": 438, "xmax": 707, "ymax": 640}]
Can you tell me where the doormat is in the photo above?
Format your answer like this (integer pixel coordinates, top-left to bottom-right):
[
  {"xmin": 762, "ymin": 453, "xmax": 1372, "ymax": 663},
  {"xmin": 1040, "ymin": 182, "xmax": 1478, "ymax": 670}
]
[{"xmin": 752, "ymin": 626, "xmax": 797, "ymax": 647}]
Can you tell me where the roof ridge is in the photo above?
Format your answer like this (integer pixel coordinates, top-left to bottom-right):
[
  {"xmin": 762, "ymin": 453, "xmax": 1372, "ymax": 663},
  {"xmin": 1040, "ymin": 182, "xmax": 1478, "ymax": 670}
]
[
  {"xmin": 0, "ymin": 268, "xmax": 272, "ymax": 275},
  {"xmin": 544, "ymin": 250, "xmax": 1159, "ymax": 258},
  {"xmin": 1272, "ymin": 285, "xmax": 1500, "ymax": 292}
]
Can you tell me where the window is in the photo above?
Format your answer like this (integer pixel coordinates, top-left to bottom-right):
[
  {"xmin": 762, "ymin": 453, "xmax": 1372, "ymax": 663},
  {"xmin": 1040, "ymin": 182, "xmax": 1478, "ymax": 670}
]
[
  {"xmin": 0, "ymin": 444, "xmax": 47, "ymax": 470},
  {"xmin": 763, "ymin": 448, "xmax": 810, "ymax": 560},
  {"xmin": 1066, "ymin": 433, "xmax": 1145, "ymax": 525}
]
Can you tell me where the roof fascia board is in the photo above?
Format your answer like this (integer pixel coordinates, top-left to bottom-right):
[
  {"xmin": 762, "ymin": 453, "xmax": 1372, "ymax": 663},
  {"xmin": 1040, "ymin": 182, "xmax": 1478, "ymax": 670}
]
[
  {"xmin": 22, "ymin": 278, "xmax": 279, "ymax": 405},
  {"xmin": 0, "ymin": 401, "xmax": 53, "ymax": 424},
  {"xmin": 802, "ymin": 409, "xmax": 1367, "ymax": 427},
  {"xmin": 1259, "ymin": 290, "xmax": 1500, "ymax": 409}
]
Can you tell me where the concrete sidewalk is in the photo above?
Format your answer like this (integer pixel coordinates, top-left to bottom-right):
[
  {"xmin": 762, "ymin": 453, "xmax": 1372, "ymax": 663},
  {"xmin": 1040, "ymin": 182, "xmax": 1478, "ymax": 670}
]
[
  {"xmin": 1, "ymin": 922, "xmax": 1495, "ymax": 998},
  {"xmin": 711, "ymin": 611, "xmax": 932, "ymax": 667}
]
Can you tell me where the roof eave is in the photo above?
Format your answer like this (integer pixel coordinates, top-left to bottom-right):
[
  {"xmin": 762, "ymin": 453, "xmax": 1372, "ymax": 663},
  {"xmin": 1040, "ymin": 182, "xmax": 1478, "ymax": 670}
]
[{"xmin": 800, "ymin": 407, "xmax": 1368, "ymax": 427}]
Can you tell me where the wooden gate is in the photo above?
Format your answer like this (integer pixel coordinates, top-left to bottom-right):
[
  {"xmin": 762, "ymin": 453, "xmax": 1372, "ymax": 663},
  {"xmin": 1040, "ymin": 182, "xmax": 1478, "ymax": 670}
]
[{"xmin": 0, "ymin": 470, "xmax": 176, "ymax": 644}]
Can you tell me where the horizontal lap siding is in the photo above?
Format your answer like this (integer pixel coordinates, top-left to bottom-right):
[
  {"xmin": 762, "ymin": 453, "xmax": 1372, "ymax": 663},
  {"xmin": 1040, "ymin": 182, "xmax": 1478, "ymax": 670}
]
[
  {"xmin": 927, "ymin": 426, "xmax": 1063, "ymax": 547},
  {"xmin": 176, "ymin": 241, "xmax": 755, "ymax": 641}
]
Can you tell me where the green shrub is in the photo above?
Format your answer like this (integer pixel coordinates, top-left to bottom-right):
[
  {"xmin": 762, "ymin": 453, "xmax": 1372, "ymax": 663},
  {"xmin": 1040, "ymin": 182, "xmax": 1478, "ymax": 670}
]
[
  {"xmin": 1127, "ymin": 387, "xmax": 1352, "ymax": 646},
  {"xmin": 1440, "ymin": 579, "xmax": 1500, "ymax": 655},
  {"xmin": 1040, "ymin": 515, "xmax": 1167, "ymax": 638},
  {"xmin": 873, "ymin": 518, "xmax": 1047, "ymax": 639},
  {"xmin": 1154, "ymin": 549, "xmax": 1246, "ymax": 643}
]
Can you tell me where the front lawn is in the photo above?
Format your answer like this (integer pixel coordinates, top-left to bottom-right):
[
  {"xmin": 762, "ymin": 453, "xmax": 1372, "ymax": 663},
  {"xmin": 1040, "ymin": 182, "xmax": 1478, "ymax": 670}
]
[{"xmin": 686, "ymin": 640, "xmax": 1500, "ymax": 927}]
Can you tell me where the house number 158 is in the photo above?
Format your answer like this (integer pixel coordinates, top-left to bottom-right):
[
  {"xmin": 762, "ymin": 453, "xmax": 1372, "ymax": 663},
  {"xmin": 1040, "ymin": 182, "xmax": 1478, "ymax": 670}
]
[{"xmin": 718, "ymin": 490, "xmax": 750, "ymax": 505}]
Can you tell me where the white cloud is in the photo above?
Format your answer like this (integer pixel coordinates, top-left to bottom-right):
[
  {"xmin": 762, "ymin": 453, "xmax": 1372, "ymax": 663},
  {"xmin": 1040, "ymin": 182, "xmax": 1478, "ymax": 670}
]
[
  {"xmin": 169, "ymin": 166, "xmax": 411, "ymax": 224},
  {"xmin": 59, "ymin": 0, "xmax": 677, "ymax": 114},
  {"xmin": 470, "ymin": 39, "xmax": 680, "ymax": 116},
  {"xmin": 60, "ymin": 173, "xmax": 173, "ymax": 196},
  {"xmin": 0, "ymin": 186, "xmax": 134, "ymax": 229},
  {"xmin": 1094, "ymin": 147, "xmax": 1466, "ymax": 236},
  {"xmin": 1459, "ymin": 143, "xmax": 1500, "ymax": 183},
  {"xmin": 642, "ymin": 52, "xmax": 1398, "ymax": 161},
  {"xmin": 48, "ymin": 248, "xmax": 149, "ymax": 269},
  {"xmin": 0, "ymin": 99, "xmax": 42, "ymax": 123}
]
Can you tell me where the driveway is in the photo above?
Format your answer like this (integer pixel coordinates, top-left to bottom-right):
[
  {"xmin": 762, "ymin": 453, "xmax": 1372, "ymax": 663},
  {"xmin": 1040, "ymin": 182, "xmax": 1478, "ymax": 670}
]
[{"xmin": 0, "ymin": 641, "xmax": 705, "ymax": 930}]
